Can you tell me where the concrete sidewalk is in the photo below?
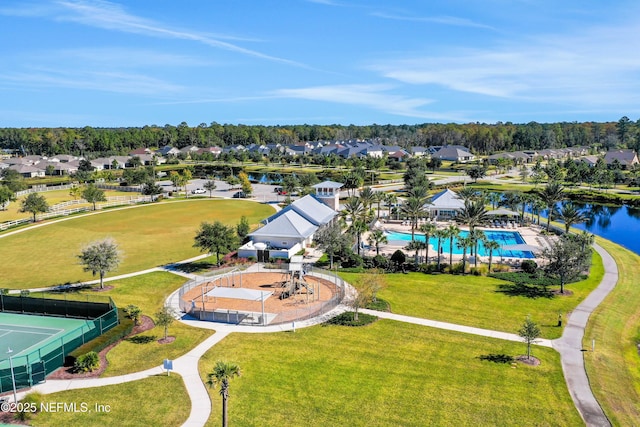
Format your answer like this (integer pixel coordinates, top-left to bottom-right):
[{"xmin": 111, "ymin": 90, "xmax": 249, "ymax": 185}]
[
  {"xmin": 552, "ymin": 243, "xmax": 616, "ymax": 427},
  {"xmin": 7, "ymin": 240, "xmax": 620, "ymax": 427},
  {"xmin": 361, "ymin": 309, "xmax": 554, "ymax": 347}
]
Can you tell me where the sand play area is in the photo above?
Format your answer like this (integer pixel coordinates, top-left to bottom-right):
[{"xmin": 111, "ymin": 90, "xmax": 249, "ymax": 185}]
[{"xmin": 180, "ymin": 272, "xmax": 341, "ymax": 324}]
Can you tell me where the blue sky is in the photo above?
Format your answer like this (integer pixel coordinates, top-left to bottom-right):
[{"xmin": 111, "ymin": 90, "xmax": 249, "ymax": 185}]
[{"xmin": 1, "ymin": 0, "xmax": 640, "ymax": 127}]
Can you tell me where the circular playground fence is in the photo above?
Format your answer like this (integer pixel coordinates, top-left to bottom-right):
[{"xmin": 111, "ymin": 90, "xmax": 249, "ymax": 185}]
[{"xmin": 178, "ymin": 266, "xmax": 346, "ymax": 326}]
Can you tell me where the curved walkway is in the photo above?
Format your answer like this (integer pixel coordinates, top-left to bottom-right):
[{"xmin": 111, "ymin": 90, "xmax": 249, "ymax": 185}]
[
  {"xmin": 10, "ymin": 243, "xmax": 620, "ymax": 427},
  {"xmin": 551, "ymin": 244, "xmax": 616, "ymax": 427}
]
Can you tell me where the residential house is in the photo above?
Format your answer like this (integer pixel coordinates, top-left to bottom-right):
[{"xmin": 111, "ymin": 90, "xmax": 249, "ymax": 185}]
[
  {"xmin": 158, "ymin": 146, "xmax": 181, "ymax": 157},
  {"xmin": 604, "ymin": 149, "xmax": 639, "ymax": 169},
  {"xmin": 49, "ymin": 154, "xmax": 79, "ymax": 163},
  {"xmin": 8, "ymin": 164, "xmax": 45, "ymax": 178},
  {"xmin": 38, "ymin": 161, "xmax": 78, "ymax": 176},
  {"xmin": 411, "ymin": 147, "xmax": 430, "ymax": 157},
  {"xmin": 129, "ymin": 147, "xmax": 153, "ymax": 156},
  {"xmin": 579, "ymin": 155, "xmax": 599, "ymax": 168},
  {"xmin": 432, "ymin": 146, "xmax": 475, "ymax": 163},
  {"xmin": 197, "ymin": 146, "xmax": 223, "ymax": 157}
]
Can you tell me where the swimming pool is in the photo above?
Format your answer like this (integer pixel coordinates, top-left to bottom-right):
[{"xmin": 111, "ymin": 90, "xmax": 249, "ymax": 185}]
[{"xmin": 384, "ymin": 230, "xmax": 535, "ymax": 258}]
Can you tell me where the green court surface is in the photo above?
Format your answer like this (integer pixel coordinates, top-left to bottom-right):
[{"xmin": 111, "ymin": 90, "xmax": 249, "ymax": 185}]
[{"xmin": 0, "ymin": 313, "xmax": 94, "ymax": 365}]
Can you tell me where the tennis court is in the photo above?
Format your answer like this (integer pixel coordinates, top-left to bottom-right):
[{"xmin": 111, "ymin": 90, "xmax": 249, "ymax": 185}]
[
  {"xmin": 0, "ymin": 295, "xmax": 119, "ymax": 393},
  {"xmin": 0, "ymin": 312, "xmax": 95, "ymax": 363}
]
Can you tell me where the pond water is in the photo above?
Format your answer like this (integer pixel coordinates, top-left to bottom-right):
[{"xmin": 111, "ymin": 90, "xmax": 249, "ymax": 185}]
[
  {"xmin": 384, "ymin": 230, "xmax": 535, "ymax": 259},
  {"xmin": 567, "ymin": 203, "xmax": 640, "ymax": 255}
]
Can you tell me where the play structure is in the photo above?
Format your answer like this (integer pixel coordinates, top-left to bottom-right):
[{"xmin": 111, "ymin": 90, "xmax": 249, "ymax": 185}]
[
  {"xmin": 178, "ymin": 264, "xmax": 343, "ymax": 326},
  {"xmin": 278, "ymin": 256, "xmax": 317, "ymax": 302}
]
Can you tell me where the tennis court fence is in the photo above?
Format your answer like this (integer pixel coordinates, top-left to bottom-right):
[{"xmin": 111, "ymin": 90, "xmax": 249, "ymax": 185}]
[{"xmin": 0, "ymin": 294, "xmax": 119, "ymax": 394}]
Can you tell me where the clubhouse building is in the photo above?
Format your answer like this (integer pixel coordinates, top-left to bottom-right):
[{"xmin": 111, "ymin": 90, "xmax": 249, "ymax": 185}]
[{"xmin": 237, "ymin": 181, "xmax": 342, "ymax": 260}]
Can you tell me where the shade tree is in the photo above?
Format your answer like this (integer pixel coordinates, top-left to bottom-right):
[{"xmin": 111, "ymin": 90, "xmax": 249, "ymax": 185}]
[
  {"xmin": 194, "ymin": 221, "xmax": 238, "ymax": 266},
  {"xmin": 20, "ymin": 192, "xmax": 49, "ymax": 222},
  {"xmin": 77, "ymin": 238, "xmax": 122, "ymax": 289}
]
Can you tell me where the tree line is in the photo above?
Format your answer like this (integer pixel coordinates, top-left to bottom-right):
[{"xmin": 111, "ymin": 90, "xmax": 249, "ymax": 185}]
[{"xmin": 1, "ymin": 117, "xmax": 639, "ymax": 157}]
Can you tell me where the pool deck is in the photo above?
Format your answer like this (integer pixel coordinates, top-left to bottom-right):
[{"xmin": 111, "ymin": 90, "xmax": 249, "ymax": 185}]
[{"xmin": 368, "ymin": 220, "xmax": 555, "ymax": 264}]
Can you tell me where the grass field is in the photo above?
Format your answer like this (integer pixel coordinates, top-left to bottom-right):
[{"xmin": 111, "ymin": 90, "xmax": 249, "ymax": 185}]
[
  {"xmin": 199, "ymin": 320, "xmax": 581, "ymax": 426},
  {"xmin": 0, "ymin": 199, "xmax": 274, "ymax": 289},
  {"xmin": 0, "ymin": 188, "xmax": 138, "ymax": 223},
  {"xmin": 56, "ymin": 271, "xmax": 214, "ymax": 377},
  {"xmin": 31, "ymin": 375, "xmax": 190, "ymax": 427},
  {"xmin": 584, "ymin": 238, "xmax": 640, "ymax": 426},
  {"xmin": 340, "ymin": 250, "xmax": 603, "ymax": 339}
]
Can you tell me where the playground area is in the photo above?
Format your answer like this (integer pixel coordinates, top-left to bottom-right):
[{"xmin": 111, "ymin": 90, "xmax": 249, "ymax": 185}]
[{"xmin": 179, "ymin": 267, "xmax": 344, "ymax": 326}]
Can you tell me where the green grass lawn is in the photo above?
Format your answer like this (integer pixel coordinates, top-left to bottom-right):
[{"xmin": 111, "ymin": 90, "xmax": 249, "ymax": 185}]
[
  {"xmin": 584, "ymin": 238, "xmax": 640, "ymax": 426},
  {"xmin": 0, "ymin": 188, "xmax": 139, "ymax": 223},
  {"xmin": 64, "ymin": 272, "xmax": 214, "ymax": 377},
  {"xmin": 340, "ymin": 250, "xmax": 603, "ymax": 339},
  {"xmin": 30, "ymin": 375, "xmax": 190, "ymax": 427},
  {"xmin": 0, "ymin": 199, "xmax": 274, "ymax": 289},
  {"xmin": 199, "ymin": 320, "xmax": 581, "ymax": 426}
]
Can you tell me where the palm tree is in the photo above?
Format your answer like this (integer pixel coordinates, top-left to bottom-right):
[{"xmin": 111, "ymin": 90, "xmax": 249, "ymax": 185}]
[
  {"xmin": 373, "ymin": 191, "xmax": 384, "ymax": 219},
  {"xmin": 401, "ymin": 196, "xmax": 427, "ymax": 241},
  {"xmin": 419, "ymin": 222, "xmax": 437, "ymax": 263},
  {"xmin": 385, "ymin": 193, "xmax": 398, "ymax": 220},
  {"xmin": 433, "ymin": 228, "xmax": 447, "ymax": 271},
  {"xmin": 557, "ymin": 202, "xmax": 586, "ymax": 233},
  {"xmin": 539, "ymin": 182, "xmax": 565, "ymax": 231},
  {"xmin": 407, "ymin": 185, "xmax": 429, "ymax": 201},
  {"xmin": 500, "ymin": 191, "xmax": 521, "ymax": 212},
  {"xmin": 367, "ymin": 229, "xmax": 388, "ymax": 255},
  {"xmin": 359, "ymin": 186, "xmax": 376, "ymax": 212},
  {"xmin": 456, "ymin": 235, "xmax": 474, "ymax": 274},
  {"xmin": 574, "ymin": 230, "xmax": 595, "ymax": 254},
  {"xmin": 341, "ymin": 197, "xmax": 367, "ymax": 255},
  {"xmin": 484, "ymin": 239, "xmax": 501, "ymax": 273},
  {"xmin": 530, "ymin": 195, "xmax": 546, "ymax": 226},
  {"xmin": 405, "ymin": 240, "xmax": 422, "ymax": 264},
  {"xmin": 468, "ymin": 228, "xmax": 486, "ymax": 268},
  {"xmin": 519, "ymin": 193, "xmax": 533, "ymax": 225},
  {"xmin": 443, "ymin": 224, "xmax": 460, "ymax": 269},
  {"xmin": 207, "ymin": 361, "xmax": 242, "ymax": 427},
  {"xmin": 457, "ymin": 199, "xmax": 488, "ymax": 231},
  {"xmin": 488, "ymin": 192, "xmax": 502, "ymax": 209},
  {"xmin": 458, "ymin": 186, "xmax": 477, "ymax": 201}
]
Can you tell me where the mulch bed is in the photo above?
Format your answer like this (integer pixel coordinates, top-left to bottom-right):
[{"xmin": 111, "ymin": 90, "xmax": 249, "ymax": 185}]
[
  {"xmin": 516, "ymin": 355, "xmax": 541, "ymax": 366},
  {"xmin": 91, "ymin": 285, "xmax": 115, "ymax": 292},
  {"xmin": 551, "ymin": 289, "xmax": 574, "ymax": 296},
  {"xmin": 157, "ymin": 336, "xmax": 176, "ymax": 344},
  {"xmin": 47, "ymin": 315, "xmax": 155, "ymax": 380}
]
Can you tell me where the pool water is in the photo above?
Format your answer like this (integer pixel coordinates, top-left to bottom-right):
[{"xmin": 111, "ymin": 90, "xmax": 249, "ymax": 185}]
[{"xmin": 384, "ymin": 230, "xmax": 535, "ymax": 258}]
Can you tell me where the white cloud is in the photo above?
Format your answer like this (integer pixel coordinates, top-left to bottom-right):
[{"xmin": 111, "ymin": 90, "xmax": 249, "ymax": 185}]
[
  {"xmin": 270, "ymin": 84, "xmax": 466, "ymax": 121},
  {"xmin": 0, "ymin": 68, "xmax": 183, "ymax": 95},
  {"xmin": 372, "ymin": 18, "xmax": 640, "ymax": 108},
  {"xmin": 371, "ymin": 11, "xmax": 495, "ymax": 30},
  {"xmin": 51, "ymin": 47, "xmax": 217, "ymax": 68},
  {"xmin": 1, "ymin": 0, "xmax": 306, "ymax": 67}
]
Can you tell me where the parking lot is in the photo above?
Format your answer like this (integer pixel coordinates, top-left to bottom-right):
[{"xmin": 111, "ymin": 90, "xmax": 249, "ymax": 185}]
[{"xmin": 157, "ymin": 179, "xmax": 289, "ymax": 203}]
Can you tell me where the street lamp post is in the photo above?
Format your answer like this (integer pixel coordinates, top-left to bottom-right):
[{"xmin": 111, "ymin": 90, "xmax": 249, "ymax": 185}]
[{"xmin": 7, "ymin": 347, "xmax": 17, "ymax": 403}]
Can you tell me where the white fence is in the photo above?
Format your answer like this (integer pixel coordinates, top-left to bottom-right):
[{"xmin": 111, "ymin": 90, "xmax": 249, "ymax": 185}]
[
  {"xmin": 0, "ymin": 195, "xmax": 155, "ymax": 231},
  {"xmin": 15, "ymin": 184, "xmax": 75, "ymax": 197}
]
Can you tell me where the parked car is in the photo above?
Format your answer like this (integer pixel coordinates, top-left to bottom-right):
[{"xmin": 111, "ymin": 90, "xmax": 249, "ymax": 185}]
[
  {"xmin": 232, "ymin": 191, "xmax": 246, "ymax": 198},
  {"xmin": 191, "ymin": 188, "xmax": 206, "ymax": 194}
]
